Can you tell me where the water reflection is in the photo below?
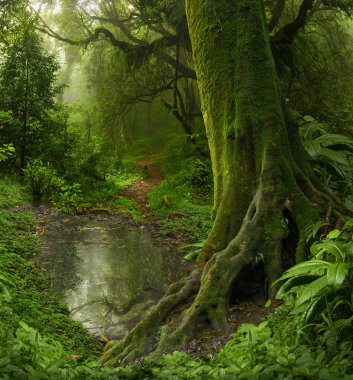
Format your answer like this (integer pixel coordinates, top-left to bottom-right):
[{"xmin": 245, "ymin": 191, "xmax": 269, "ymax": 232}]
[{"xmin": 39, "ymin": 216, "xmax": 188, "ymax": 339}]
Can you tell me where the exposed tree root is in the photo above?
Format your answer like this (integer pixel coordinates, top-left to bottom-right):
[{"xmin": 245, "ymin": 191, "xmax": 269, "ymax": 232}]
[
  {"xmin": 100, "ymin": 269, "xmax": 202, "ymax": 365},
  {"xmin": 101, "ymin": 165, "xmax": 340, "ymax": 365}
]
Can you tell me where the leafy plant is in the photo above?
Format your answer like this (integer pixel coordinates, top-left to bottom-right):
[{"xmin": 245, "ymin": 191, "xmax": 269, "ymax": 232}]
[
  {"xmin": 274, "ymin": 218, "xmax": 353, "ymax": 326},
  {"xmin": 49, "ymin": 179, "xmax": 81, "ymax": 214},
  {"xmin": 0, "ymin": 322, "xmax": 115, "ymax": 379},
  {"xmin": 23, "ymin": 160, "xmax": 81, "ymax": 213},
  {"xmin": 180, "ymin": 240, "xmax": 205, "ymax": 260},
  {"xmin": 300, "ymin": 116, "xmax": 353, "ymax": 198},
  {"xmin": 0, "ymin": 143, "xmax": 15, "ymax": 162},
  {"xmin": 0, "ymin": 273, "xmax": 13, "ymax": 301}
]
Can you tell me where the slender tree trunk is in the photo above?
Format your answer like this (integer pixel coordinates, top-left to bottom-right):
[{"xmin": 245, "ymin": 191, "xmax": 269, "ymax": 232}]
[{"xmin": 101, "ymin": 0, "xmax": 343, "ymax": 365}]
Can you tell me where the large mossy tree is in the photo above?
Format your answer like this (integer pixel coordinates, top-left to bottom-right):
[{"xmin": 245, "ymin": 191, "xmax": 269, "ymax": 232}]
[{"xmin": 104, "ymin": 0, "xmax": 346, "ymax": 365}]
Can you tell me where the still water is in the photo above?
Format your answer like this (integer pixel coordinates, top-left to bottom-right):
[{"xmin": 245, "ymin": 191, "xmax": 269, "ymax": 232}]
[{"xmin": 39, "ymin": 215, "xmax": 188, "ymax": 340}]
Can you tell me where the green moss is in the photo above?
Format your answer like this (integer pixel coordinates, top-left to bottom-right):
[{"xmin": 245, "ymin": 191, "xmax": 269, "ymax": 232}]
[{"xmin": 110, "ymin": 196, "xmax": 142, "ymax": 221}]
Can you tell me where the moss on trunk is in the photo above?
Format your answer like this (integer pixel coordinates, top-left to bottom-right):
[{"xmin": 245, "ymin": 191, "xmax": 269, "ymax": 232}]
[{"xmin": 100, "ymin": 0, "xmax": 343, "ymax": 365}]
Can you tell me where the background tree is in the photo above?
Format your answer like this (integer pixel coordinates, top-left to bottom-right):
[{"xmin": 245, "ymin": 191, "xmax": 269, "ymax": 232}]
[
  {"xmin": 36, "ymin": 0, "xmax": 204, "ymax": 143},
  {"xmin": 0, "ymin": 18, "xmax": 63, "ymax": 169}
]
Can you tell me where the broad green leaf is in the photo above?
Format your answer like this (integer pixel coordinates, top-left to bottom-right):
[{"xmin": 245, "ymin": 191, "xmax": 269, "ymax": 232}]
[
  {"xmin": 264, "ymin": 299, "xmax": 271, "ymax": 307},
  {"xmin": 316, "ymin": 133, "xmax": 353, "ymax": 148},
  {"xmin": 273, "ymin": 260, "xmax": 329, "ymax": 285},
  {"xmin": 311, "ymin": 241, "xmax": 345, "ymax": 262},
  {"xmin": 296, "ymin": 276, "xmax": 328, "ymax": 306},
  {"xmin": 276, "ymin": 275, "xmax": 319, "ymax": 299},
  {"xmin": 303, "ymin": 294, "xmax": 331, "ymax": 324},
  {"xmin": 183, "ymin": 250, "xmax": 200, "ymax": 261},
  {"xmin": 319, "ymin": 148, "xmax": 349, "ymax": 166},
  {"xmin": 326, "ymin": 229, "xmax": 341, "ymax": 239},
  {"xmin": 303, "ymin": 115, "xmax": 315, "ymax": 122},
  {"xmin": 303, "ymin": 140, "xmax": 321, "ymax": 158},
  {"xmin": 326, "ymin": 263, "xmax": 349, "ymax": 286}
]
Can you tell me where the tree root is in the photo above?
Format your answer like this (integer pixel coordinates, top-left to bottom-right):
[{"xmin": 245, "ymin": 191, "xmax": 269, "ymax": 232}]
[
  {"xmin": 101, "ymin": 167, "xmax": 344, "ymax": 365},
  {"xmin": 100, "ymin": 269, "xmax": 202, "ymax": 365}
]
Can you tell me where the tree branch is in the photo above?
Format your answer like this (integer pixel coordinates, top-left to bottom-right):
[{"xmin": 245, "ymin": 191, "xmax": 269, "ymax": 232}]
[
  {"xmin": 268, "ymin": 0, "xmax": 286, "ymax": 33},
  {"xmin": 273, "ymin": 0, "xmax": 315, "ymax": 44}
]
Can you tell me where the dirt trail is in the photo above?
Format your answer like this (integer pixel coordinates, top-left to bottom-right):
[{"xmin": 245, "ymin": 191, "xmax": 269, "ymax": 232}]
[{"xmin": 122, "ymin": 154, "xmax": 164, "ymax": 220}]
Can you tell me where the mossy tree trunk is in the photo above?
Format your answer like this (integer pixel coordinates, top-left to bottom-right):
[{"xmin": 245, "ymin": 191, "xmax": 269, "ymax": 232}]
[{"xmin": 101, "ymin": 0, "xmax": 342, "ymax": 365}]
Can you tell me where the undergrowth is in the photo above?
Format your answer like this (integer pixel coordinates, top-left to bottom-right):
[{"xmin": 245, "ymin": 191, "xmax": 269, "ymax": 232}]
[
  {"xmin": 0, "ymin": 179, "xmax": 114, "ymax": 378},
  {"xmin": 148, "ymin": 158, "xmax": 213, "ymax": 242},
  {"xmin": 0, "ymin": 177, "xmax": 29, "ymax": 208}
]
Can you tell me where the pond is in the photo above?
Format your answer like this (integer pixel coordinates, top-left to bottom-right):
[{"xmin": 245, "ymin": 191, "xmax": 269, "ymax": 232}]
[{"xmin": 38, "ymin": 214, "xmax": 189, "ymax": 340}]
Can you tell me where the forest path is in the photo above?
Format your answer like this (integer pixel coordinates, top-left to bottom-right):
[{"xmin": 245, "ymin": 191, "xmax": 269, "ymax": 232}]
[{"xmin": 121, "ymin": 153, "xmax": 164, "ymax": 220}]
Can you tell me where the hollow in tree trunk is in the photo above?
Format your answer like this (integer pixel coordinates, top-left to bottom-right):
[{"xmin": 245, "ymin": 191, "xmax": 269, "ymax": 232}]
[{"xmin": 101, "ymin": 0, "xmax": 343, "ymax": 365}]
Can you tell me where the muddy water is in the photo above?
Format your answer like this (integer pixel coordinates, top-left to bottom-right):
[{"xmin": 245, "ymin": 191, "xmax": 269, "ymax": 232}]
[{"xmin": 39, "ymin": 215, "xmax": 188, "ymax": 340}]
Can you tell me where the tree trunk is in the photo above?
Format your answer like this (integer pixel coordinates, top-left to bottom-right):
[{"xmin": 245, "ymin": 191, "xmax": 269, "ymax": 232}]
[{"xmin": 101, "ymin": 0, "xmax": 342, "ymax": 366}]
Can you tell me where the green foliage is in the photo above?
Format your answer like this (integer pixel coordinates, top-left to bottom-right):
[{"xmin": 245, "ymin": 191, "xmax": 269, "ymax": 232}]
[
  {"xmin": 23, "ymin": 160, "xmax": 81, "ymax": 213},
  {"xmin": 116, "ymin": 317, "xmax": 353, "ymax": 379},
  {"xmin": 0, "ymin": 272, "xmax": 13, "ymax": 301},
  {"xmin": 275, "ymin": 218, "xmax": 353, "ymax": 329},
  {"xmin": 0, "ymin": 321, "xmax": 115, "ymax": 379},
  {"xmin": 0, "ymin": 143, "xmax": 15, "ymax": 162},
  {"xmin": 105, "ymin": 170, "xmax": 140, "ymax": 193},
  {"xmin": 300, "ymin": 115, "xmax": 353, "ymax": 203},
  {"xmin": 0, "ymin": 25, "xmax": 63, "ymax": 169},
  {"xmin": 23, "ymin": 160, "xmax": 57, "ymax": 207},
  {"xmin": 150, "ymin": 159, "xmax": 212, "ymax": 214},
  {"xmin": 110, "ymin": 196, "xmax": 142, "ymax": 221},
  {"xmin": 0, "ymin": 177, "xmax": 28, "ymax": 208},
  {"xmin": 289, "ymin": 11, "xmax": 353, "ymax": 134},
  {"xmin": 49, "ymin": 180, "xmax": 81, "ymax": 215},
  {"xmin": 158, "ymin": 202, "xmax": 213, "ymax": 242},
  {"xmin": 0, "ymin": 211, "xmax": 39, "ymax": 258},
  {"xmin": 0, "ymin": 182, "xmax": 103, "ymax": 359},
  {"xmin": 148, "ymin": 158, "xmax": 213, "ymax": 242},
  {"xmin": 180, "ymin": 240, "xmax": 205, "ymax": 261}
]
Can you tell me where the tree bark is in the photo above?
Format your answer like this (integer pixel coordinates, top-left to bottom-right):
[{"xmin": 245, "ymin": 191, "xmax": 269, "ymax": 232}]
[{"xmin": 100, "ymin": 0, "xmax": 341, "ymax": 366}]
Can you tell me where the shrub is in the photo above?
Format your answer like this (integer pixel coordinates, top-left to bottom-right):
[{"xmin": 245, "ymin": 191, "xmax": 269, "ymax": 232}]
[{"xmin": 23, "ymin": 160, "xmax": 81, "ymax": 213}]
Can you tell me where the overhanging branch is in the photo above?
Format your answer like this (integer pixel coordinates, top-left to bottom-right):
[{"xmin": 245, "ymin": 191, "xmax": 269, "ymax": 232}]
[{"xmin": 273, "ymin": 0, "xmax": 315, "ymax": 44}]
